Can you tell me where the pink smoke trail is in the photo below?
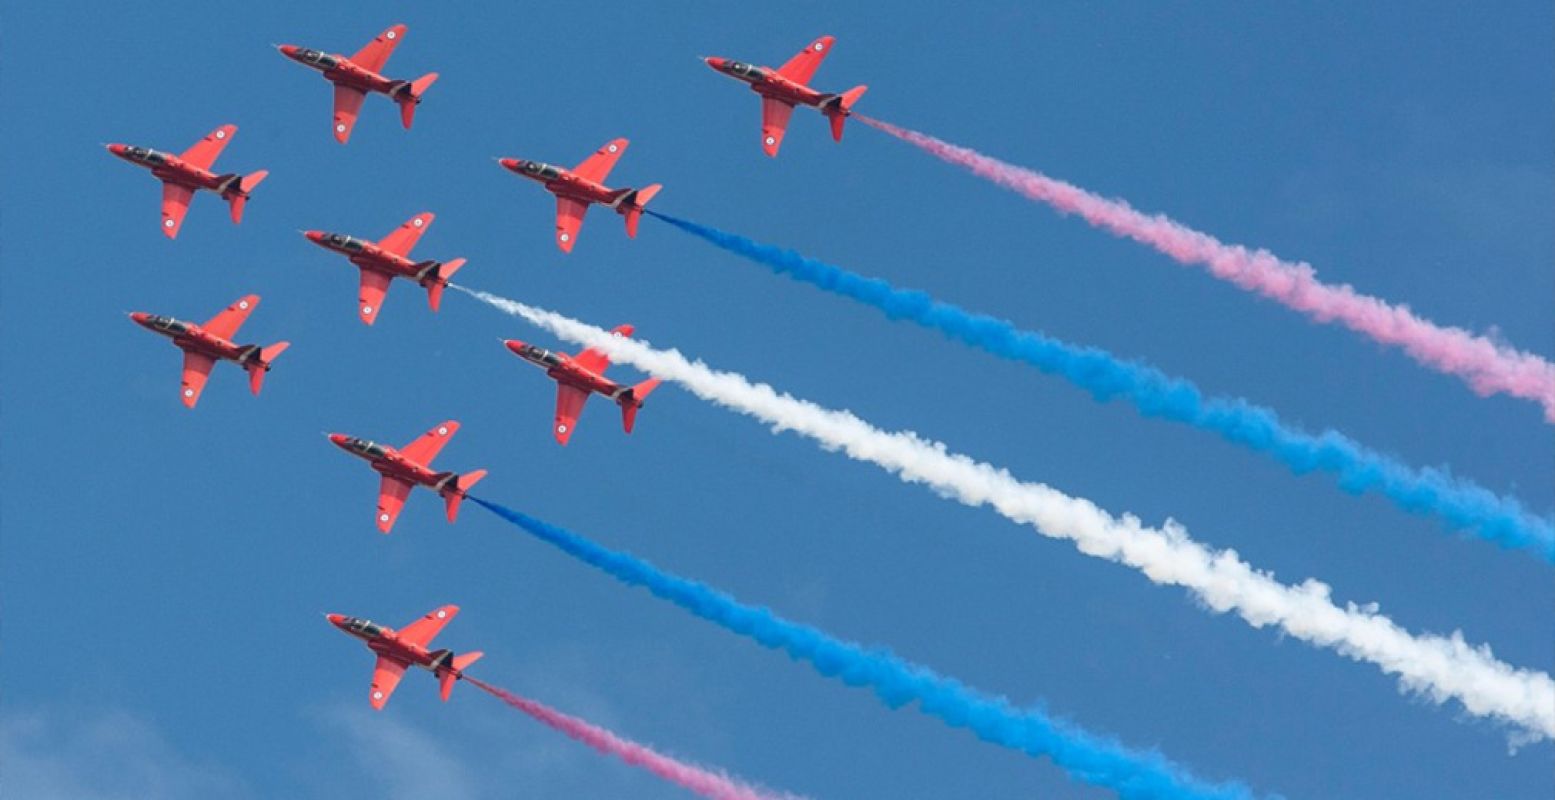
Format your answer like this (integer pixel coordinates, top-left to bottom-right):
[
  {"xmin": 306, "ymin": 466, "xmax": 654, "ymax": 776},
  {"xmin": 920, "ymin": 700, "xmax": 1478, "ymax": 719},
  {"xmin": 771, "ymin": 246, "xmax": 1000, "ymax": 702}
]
[
  {"xmin": 857, "ymin": 116, "xmax": 1555, "ymax": 421},
  {"xmin": 466, "ymin": 677, "xmax": 800, "ymax": 800}
]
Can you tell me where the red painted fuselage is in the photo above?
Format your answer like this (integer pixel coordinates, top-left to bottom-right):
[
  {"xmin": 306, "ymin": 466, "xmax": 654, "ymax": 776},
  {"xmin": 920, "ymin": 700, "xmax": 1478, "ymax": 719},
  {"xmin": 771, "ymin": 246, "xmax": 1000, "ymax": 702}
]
[
  {"xmin": 108, "ymin": 145, "xmax": 235, "ymax": 195},
  {"xmin": 499, "ymin": 159, "xmax": 631, "ymax": 209},
  {"xmin": 132, "ymin": 312, "xmax": 261, "ymax": 366},
  {"xmin": 281, "ymin": 46, "xmax": 402, "ymax": 96},
  {"xmin": 506, "ymin": 341, "xmax": 627, "ymax": 400},
  {"xmin": 329, "ymin": 433, "xmax": 455, "ymax": 492},
  {"xmin": 305, "ymin": 230, "xmax": 440, "ymax": 285},
  {"xmin": 329, "ymin": 614, "xmax": 447, "ymax": 673},
  {"xmin": 707, "ymin": 59, "xmax": 829, "ymax": 109}
]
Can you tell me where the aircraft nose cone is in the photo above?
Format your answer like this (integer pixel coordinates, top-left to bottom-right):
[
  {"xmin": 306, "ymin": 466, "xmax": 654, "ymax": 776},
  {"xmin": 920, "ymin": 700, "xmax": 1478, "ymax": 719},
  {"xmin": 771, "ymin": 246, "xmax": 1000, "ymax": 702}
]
[
  {"xmin": 129, "ymin": 311, "xmax": 149, "ymax": 325},
  {"xmin": 303, "ymin": 230, "xmax": 326, "ymax": 244},
  {"xmin": 325, "ymin": 613, "xmax": 346, "ymax": 626},
  {"xmin": 497, "ymin": 158, "xmax": 519, "ymax": 172},
  {"xmin": 106, "ymin": 143, "xmax": 127, "ymax": 157},
  {"xmin": 704, "ymin": 56, "xmax": 727, "ymax": 71},
  {"xmin": 503, "ymin": 339, "xmax": 526, "ymax": 355},
  {"xmin": 277, "ymin": 44, "xmax": 299, "ymax": 58},
  {"xmin": 327, "ymin": 433, "xmax": 349, "ymax": 447}
]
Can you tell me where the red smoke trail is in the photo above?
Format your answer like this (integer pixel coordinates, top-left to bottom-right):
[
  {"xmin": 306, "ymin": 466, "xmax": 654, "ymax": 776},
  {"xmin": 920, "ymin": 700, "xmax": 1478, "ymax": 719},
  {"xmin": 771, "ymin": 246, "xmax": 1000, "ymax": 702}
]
[
  {"xmin": 465, "ymin": 677, "xmax": 799, "ymax": 800},
  {"xmin": 858, "ymin": 116, "xmax": 1555, "ymax": 421}
]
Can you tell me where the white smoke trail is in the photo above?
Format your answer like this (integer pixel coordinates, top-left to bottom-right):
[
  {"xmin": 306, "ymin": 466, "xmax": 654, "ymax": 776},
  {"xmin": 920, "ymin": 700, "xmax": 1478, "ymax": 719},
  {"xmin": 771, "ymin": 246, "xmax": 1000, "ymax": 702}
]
[{"xmin": 455, "ymin": 286, "xmax": 1555, "ymax": 741}]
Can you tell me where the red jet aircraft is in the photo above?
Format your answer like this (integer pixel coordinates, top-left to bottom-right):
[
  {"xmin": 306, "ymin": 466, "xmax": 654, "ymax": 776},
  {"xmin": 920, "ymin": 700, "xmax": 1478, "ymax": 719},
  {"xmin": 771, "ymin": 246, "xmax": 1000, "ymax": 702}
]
[
  {"xmin": 704, "ymin": 36, "xmax": 868, "ymax": 157},
  {"xmin": 304, "ymin": 212, "xmax": 467, "ymax": 326},
  {"xmin": 498, "ymin": 139, "xmax": 662, "ymax": 253},
  {"xmin": 328, "ymin": 605, "xmax": 483, "ymax": 710},
  {"xmin": 106, "ymin": 125, "xmax": 269, "ymax": 238},
  {"xmin": 329, "ymin": 420, "xmax": 486, "ymax": 533},
  {"xmin": 130, "ymin": 294, "xmax": 289, "ymax": 408},
  {"xmin": 278, "ymin": 24, "xmax": 438, "ymax": 143},
  {"xmin": 504, "ymin": 327, "xmax": 662, "ymax": 445}
]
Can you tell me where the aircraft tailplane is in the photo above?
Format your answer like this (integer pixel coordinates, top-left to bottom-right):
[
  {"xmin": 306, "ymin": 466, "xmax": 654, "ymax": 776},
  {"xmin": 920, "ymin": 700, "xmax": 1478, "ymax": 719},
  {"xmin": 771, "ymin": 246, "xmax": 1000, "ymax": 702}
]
[
  {"xmin": 438, "ymin": 650, "xmax": 485, "ymax": 701},
  {"xmin": 397, "ymin": 72, "xmax": 441, "ymax": 129},
  {"xmin": 441, "ymin": 469, "xmax": 487, "ymax": 522},
  {"xmin": 823, "ymin": 85, "xmax": 869, "ymax": 142},
  {"xmin": 223, "ymin": 170, "xmax": 269, "ymax": 223},
  {"xmin": 621, "ymin": 184, "xmax": 662, "ymax": 238},
  {"xmin": 618, "ymin": 377, "xmax": 663, "ymax": 433},
  {"xmin": 247, "ymin": 341, "xmax": 291, "ymax": 395},
  {"xmin": 424, "ymin": 258, "xmax": 466, "ymax": 311}
]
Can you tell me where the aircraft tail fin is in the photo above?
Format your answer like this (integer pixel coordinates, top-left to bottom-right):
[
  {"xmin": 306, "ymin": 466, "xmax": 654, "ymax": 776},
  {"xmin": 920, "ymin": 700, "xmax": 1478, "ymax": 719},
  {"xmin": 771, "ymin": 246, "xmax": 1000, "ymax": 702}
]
[
  {"xmin": 438, "ymin": 651, "xmax": 485, "ymax": 701},
  {"xmin": 823, "ymin": 86, "xmax": 868, "ymax": 141},
  {"xmin": 246, "ymin": 341, "xmax": 291, "ymax": 395},
  {"xmin": 424, "ymin": 258, "xmax": 467, "ymax": 311},
  {"xmin": 620, "ymin": 183, "xmax": 662, "ymax": 238},
  {"xmin": 618, "ymin": 377, "xmax": 662, "ymax": 433},
  {"xmin": 441, "ymin": 468, "xmax": 487, "ymax": 522},
  {"xmin": 224, "ymin": 170, "xmax": 269, "ymax": 223},
  {"xmin": 397, "ymin": 72, "xmax": 440, "ymax": 129}
]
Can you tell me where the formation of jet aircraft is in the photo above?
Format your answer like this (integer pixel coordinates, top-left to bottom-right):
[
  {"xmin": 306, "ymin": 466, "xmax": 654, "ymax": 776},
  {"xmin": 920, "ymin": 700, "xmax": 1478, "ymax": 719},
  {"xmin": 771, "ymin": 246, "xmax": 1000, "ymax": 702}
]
[{"xmin": 115, "ymin": 27, "xmax": 865, "ymax": 704}]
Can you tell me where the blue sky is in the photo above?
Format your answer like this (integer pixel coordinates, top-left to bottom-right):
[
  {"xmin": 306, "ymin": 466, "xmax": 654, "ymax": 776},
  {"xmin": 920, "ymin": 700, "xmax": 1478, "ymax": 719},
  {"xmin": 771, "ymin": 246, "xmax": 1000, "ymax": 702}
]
[{"xmin": 2, "ymin": 3, "xmax": 1550, "ymax": 798}]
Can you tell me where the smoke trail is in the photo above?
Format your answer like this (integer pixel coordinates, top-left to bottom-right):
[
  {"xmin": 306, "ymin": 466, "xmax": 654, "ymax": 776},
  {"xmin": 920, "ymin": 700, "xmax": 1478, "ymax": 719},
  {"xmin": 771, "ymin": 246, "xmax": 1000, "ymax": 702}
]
[
  {"xmin": 856, "ymin": 115, "xmax": 1555, "ymax": 421},
  {"xmin": 466, "ymin": 677, "xmax": 796, "ymax": 800},
  {"xmin": 644, "ymin": 211, "xmax": 1555, "ymax": 563},
  {"xmin": 470, "ymin": 499, "xmax": 1260, "ymax": 800},
  {"xmin": 453, "ymin": 285, "xmax": 1555, "ymax": 741}
]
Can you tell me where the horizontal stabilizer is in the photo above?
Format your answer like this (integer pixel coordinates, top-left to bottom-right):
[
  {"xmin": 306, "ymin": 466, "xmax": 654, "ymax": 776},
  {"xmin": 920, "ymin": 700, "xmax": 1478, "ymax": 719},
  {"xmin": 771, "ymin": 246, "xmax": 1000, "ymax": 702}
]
[
  {"xmin": 398, "ymin": 72, "xmax": 440, "ymax": 129},
  {"xmin": 621, "ymin": 184, "xmax": 662, "ymax": 239},
  {"xmin": 619, "ymin": 377, "xmax": 662, "ymax": 434},
  {"xmin": 824, "ymin": 86, "xmax": 868, "ymax": 142},
  {"xmin": 247, "ymin": 341, "xmax": 291, "ymax": 395},
  {"xmin": 424, "ymin": 258, "xmax": 466, "ymax": 311},
  {"xmin": 441, "ymin": 469, "xmax": 487, "ymax": 522},
  {"xmin": 438, "ymin": 650, "xmax": 483, "ymax": 701}
]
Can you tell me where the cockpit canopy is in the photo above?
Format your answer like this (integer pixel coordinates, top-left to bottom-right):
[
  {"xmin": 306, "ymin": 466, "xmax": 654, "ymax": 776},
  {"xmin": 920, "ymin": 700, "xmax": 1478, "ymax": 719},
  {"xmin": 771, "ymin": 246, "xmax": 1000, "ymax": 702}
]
[
  {"xmin": 729, "ymin": 62, "xmax": 764, "ymax": 79},
  {"xmin": 145, "ymin": 315, "xmax": 187, "ymax": 334},
  {"xmin": 340, "ymin": 437, "xmax": 387, "ymax": 459},
  {"xmin": 515, "ymin": 343, "xmax": 561, "ymax": 366},
  {"xmin": 125, "ymin": 146, "xmax": 167, "ymax": 165},
  {"xmin": 325, "ymin": 233, "xmax": 365, "ymax": 252},
  {"xmin": 341, "ymin": 617, "xmax": 384, "ymax": 637},
  {"xmin": 300, "ymin": 49, "xmax": 339, "ymax": 69},
  {"xmin": 517, "ymin": 161, "xmax": 562, "ymax": 180}
]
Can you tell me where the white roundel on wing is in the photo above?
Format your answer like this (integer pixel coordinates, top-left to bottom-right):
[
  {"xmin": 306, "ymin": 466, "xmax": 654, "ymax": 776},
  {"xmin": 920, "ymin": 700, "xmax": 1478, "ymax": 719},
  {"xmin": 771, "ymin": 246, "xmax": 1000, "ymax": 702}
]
[
  {"xmin": 437, "ymin": 426, "xmax": 448, "ymax": 435},
  {"xmin": 216, "ymin": 130, "xmax": 226, "ymax": 138},
  {"xmin": 373, "ymin": 690, "xmax": 384, "ymax": 699},
  {"xmin": 239, "ymin": 300, "xmax": 249, "ymax": 309},
  {"xmin": 814, "ymin": 42, "xmax": 824, "ymax": 51},
  {"xmin": 164, "ymin": 219, "xmax": 175, "ymax": 228},
  {"xmin": 436, "ymin": 609, "xmax": 447, "ymax": 618},
  {"xmin": 608, "ymin": 144, "xmax": 618, "ymax": 153},
  {"xmin": 183, "ymin": 389, "xmax": 194, "ymax": 397},
  {"xmin": 362, "ymin": 305, "xmax": 374, "ymax": 315},
  {"xmin": 557, "ymin": 424, "xmax": 567, "ymax": 433},
  {"xmin": 764, "ymin": 136, "xmax": 775, "ymax": 145},
  {"xmin": 413, "ymin": 217, "xmax": 424, "ymax": 227},
  {"xmin": 559, "ymin": 233, "xmax": 570, "ymax": 242},
  {"xmin": 386, "ymin": 30, "xmax": 396, "ymax": 39},
  {"xmin": 379, "ymin": 513, "xmax": 389, "ymax": 522},
  {"xmin": 336, "ymin": 123, "xmax": 346, "ymax": 133}
]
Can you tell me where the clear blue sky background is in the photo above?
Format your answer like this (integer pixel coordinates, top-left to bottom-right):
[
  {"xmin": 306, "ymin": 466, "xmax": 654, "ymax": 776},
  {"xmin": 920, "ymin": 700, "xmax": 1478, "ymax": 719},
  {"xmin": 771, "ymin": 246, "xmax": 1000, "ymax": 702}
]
[{"xmin": 3, "ymin": 3, "xmax": 1551, "ymax": 798}]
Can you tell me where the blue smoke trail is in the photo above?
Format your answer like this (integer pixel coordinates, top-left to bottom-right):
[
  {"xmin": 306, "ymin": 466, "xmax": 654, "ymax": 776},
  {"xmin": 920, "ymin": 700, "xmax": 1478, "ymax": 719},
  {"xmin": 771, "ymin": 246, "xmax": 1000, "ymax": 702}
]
[
  {"xmin": 471, "ymin": 496, "xmax": 1265, "ymax": 800},
  {"xmin": 646, "ymin": 211, "xmax": 1555, "ymax": 563}
]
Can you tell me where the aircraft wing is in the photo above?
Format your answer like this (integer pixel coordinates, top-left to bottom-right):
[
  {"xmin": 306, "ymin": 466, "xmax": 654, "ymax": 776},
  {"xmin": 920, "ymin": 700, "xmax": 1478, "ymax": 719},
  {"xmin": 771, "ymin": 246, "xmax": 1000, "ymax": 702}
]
[
  {"xmin": 179, "ymin": 124, "xmax": 237, "ymax": 171},
  {"xmin": 180, "ymin": 351, "xmax": 216, "ymax": 408},
  {"xmin": 760, "ymin": 97, "xmax": 795, "ymax": 157},
  {"xmin": 400, "ymin": 420, "xmax": 460, "ymax": 465},
  {"xmin": 398, "ymin": 605, "xmax": 460, "ymax": 648},
  {"xmin": 377, "ymin": 212, "xmax": 434, "ymax": 257},
  {"xmin": 571, "ymin": 138, "xmax": 629, "ymax": 184},
  {"xmin": 161, "ymin": 182, "xmax": 195, "ymax": 239},
  {"xmin": 351, "ymin": 24, "xmax": 407, "ymax": 75},
  {"xmin": 572, "ymin": 324, "xmax": 635, "ymax": 375},
  {"xmin": 357, "ymin": 268, "xmax": 393, "ymax": 326},
  {"xmin": 369, "ymin": 655, "xmax": 408, "ymax": 709},
  {"xmin": 554, "ymin": 196, "xmax": 589, "ymax": 252},
  {"xmin": 376, "ymin": 475, "xmax": 414, "ymax": 533},
  {"xmin": 332, "ymin": 84, "xmax": 368, "ymax": 144},
  {"xmin": 202, "ymin": 294, "xmax": 259, "ymax": 341},
  {"xmin": 776, "ymin": 35, "xmax": 835, "ymax": 85},
  {"xmin": 554, "ymin": 384, "xmax": 590, "ymax": 445}
]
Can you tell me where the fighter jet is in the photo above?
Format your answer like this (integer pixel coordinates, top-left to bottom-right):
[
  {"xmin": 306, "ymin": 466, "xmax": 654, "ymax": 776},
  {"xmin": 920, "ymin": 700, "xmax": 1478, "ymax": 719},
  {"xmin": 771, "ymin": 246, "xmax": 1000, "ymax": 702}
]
[
  {"xmin": 303, "ymin": 212, "xmax": 467, "ymax": 326},
  {"xmin": 704, "ymin": 35, "xmax": 867, "ymax": 157},
  {"xmin": 329, "ymin": 419, "xmax": 486, "ymax": 533},
  {"xmin": 278, "ymin": 24, "xmax": 438, "ymax": 143},
  {"xmin": 327, "ymin": 605, "xmax": 484, "ymax": 710},
  {"xmin": 504, "ymin": 327, "xmax": 662, "ymax": 445},
  {"xmin": 106, "ymin": 125, "xmax": 268, "ymax": 238},
  {"xmin": 498, "ymin": 139, "xmax": 662, "ymax": 253},
  {"xmin": 130, "ymin": 294, "xmax": 289, "ymax": 408}
]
